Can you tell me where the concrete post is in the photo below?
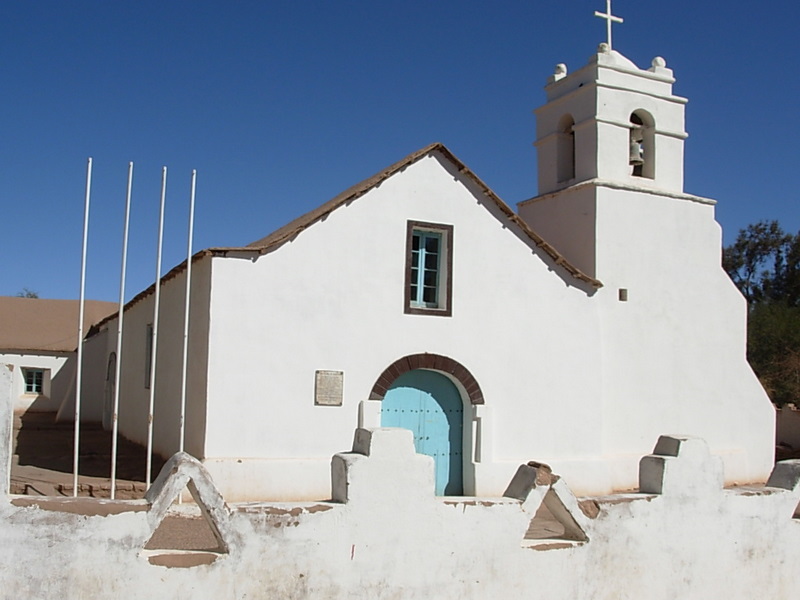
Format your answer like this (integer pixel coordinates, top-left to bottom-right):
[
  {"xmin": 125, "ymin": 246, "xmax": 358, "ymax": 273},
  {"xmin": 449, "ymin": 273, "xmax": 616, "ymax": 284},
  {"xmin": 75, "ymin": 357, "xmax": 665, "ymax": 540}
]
[{"xmin": 0, "ymin": 364, "xmax": 13, "ymax": 497}]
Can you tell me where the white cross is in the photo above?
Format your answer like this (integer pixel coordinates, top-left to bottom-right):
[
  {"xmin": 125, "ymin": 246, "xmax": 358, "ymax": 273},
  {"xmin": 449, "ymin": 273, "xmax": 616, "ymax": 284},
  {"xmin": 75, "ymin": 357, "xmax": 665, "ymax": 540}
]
[{"xmin": 594, "ymin": 0, "xmax": 624, "ymax": 50}]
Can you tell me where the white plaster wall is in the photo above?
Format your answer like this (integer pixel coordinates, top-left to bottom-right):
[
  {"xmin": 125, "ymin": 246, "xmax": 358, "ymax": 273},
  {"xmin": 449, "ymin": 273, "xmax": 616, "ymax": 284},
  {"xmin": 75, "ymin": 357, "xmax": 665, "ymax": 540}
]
[
  {"xmin": 518, "ymin": 185, "xmax": 597, "ymax": 277},
  {"xmin": 520, "ymin": 184, "xmax": 774, "ymax": 491},
  {"xmin": 202, "ymin": 151, "xmax": 605, "ymax": 501},
  {"xmin": 592, "ymin": 186, "xmax": 775, "ymax": 488},
  {"xmin": 97, "ymin": 257, "xmax": 212, "ymax": 461},
  {"xmin": 55, "ymin": 329, "xmax": 112, "ymax": 423},
  {"xmin": 0, "ymin": 351, "xmax": 69, "ymax": 412}
]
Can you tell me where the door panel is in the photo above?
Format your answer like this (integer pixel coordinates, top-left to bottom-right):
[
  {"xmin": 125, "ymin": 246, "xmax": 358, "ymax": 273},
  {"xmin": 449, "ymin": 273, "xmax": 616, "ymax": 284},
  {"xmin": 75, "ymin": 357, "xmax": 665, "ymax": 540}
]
[{"xmin": 381, "ymin": 369, "xmax": 463, "ymax": 495}]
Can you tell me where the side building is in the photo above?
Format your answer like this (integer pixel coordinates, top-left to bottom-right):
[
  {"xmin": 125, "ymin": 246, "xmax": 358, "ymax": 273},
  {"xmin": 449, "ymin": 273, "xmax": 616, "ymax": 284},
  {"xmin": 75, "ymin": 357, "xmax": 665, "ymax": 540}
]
[{"xmin": 0, "ymin": 296, "xmax": 115, "ymax": 413}]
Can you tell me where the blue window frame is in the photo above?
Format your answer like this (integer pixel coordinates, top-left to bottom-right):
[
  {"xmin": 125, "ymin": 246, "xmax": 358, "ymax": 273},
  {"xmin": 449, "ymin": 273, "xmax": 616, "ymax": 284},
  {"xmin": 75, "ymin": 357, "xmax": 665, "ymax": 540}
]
[
  {"xmin": 410, "ymin": 231, "xmax": 442, "ymax": 307},
  {"xmin": 405, "ymin": 221, "xmax": 453, "ymax": 316}
]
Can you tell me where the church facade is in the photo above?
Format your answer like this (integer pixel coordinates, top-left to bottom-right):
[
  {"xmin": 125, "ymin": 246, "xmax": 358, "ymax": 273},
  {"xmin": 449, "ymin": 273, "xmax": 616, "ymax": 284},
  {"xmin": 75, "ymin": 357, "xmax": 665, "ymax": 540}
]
[{"xmin": 78, "ymin": 44, "xmax": 775, "ymax": 501}]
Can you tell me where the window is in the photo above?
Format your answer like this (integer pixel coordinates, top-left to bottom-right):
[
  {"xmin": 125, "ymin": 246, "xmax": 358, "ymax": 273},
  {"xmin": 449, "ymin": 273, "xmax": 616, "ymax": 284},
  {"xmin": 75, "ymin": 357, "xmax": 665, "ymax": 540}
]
[
  {"xmin": 405, "ymin": 221, "xmax": 453, "ymax": 316},
  {"xmin": 24, "ymin": 368, "xmax": 44, "ymax": 394}
]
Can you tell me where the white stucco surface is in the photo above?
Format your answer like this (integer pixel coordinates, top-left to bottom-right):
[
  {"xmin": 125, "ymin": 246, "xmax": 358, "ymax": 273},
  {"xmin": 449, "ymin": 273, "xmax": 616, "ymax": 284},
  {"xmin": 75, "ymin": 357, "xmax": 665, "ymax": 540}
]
[
  {"xmin": 88, "ymin": 258, "xmax": 212, "ymax": 460},
  {"xmin": 1, "ymin": 424, "xmax": 799, "ymax": 599}
]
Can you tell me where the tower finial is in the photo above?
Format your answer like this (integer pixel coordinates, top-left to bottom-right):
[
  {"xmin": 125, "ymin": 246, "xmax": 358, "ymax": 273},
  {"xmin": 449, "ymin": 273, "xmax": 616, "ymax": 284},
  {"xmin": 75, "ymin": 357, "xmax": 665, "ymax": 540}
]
[{"xmin": 594, "ymin": 0, "xmax": 623, "ymax": 50}]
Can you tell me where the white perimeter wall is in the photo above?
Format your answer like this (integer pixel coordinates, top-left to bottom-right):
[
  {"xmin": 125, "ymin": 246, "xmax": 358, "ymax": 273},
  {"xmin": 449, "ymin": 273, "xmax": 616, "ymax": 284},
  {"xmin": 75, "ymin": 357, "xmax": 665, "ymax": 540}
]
[{"xmin": 1, "ymin": 417, "xmax": 800, "ymax": 600}]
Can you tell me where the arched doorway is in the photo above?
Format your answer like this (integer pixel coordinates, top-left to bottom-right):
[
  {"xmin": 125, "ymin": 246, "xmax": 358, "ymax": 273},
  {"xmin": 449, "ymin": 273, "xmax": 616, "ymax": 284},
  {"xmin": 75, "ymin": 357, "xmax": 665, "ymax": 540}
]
[{"xmin": 381, "ymin": 369, "xmax": 464, "ymax": 495}]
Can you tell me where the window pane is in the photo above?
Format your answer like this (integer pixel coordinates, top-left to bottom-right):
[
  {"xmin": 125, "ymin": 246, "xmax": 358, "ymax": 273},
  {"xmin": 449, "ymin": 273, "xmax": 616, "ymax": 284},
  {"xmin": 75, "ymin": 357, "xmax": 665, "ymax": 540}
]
[
  {"xmin": 412, "ymin": 234, "xmax": 421, "ymax": 251},
  {"xmin": 24, "ymin": 369, "xmax": 43, "ymax": 393},
  {"xmin": 424, "ymin": 236, "xmax": 440, "ymax": 253},
  {"xmin": 422, "ymin": 286, "xmax": 437, "ymax": 304},
  {"xmin": 424, "ymin": 270, "xmax": 438, "ymax": 287}
]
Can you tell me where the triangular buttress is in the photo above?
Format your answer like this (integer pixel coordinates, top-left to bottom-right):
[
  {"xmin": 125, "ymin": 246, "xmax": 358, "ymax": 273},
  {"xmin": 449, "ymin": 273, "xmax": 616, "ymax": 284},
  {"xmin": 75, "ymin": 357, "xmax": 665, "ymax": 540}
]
[
  {"xmin": 145, "ymin": 452, "xmax": 235, "ymax": 554},
  {"xmin": 504, "ymin": 461, "xmax": 595, "ymax": 546}
]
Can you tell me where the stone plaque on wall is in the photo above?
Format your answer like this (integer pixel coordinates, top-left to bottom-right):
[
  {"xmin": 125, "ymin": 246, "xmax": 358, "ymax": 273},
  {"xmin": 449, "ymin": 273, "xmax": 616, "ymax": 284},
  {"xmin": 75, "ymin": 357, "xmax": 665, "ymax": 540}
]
[{"xmin": 315, "ymin": 370, "xmax": 344, "ymax": 406}]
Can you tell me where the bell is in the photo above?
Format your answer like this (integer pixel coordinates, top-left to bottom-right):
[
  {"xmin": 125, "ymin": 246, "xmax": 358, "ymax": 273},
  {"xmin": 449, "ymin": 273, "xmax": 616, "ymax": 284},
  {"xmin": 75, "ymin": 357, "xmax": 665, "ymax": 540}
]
[{"xmin": 629, "ymin": 141, "xmax": 644, "ymax": 166}]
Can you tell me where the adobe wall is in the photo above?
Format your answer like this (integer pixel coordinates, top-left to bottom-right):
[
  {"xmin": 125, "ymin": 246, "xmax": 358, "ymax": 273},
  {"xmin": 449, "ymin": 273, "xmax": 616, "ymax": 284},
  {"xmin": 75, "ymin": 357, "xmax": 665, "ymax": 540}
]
[
  {"xmin": 2, "ymin": 366, "xmax": 800, "ymax": 600},
  {"xmin": 777, "ymin": 405, "xmax": 800, "ymax": 450}
]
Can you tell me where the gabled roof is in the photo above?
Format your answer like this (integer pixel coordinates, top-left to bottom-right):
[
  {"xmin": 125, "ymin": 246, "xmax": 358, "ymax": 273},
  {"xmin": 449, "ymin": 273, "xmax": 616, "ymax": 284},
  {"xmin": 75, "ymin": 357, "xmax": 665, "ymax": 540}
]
[
  {"xmin": 0, "ymin": 297, "xmax": 117, "ymax": 353},
  {"xmin": 94, "ymin": 143, "xmax": 601, "ymax": 329},
  {"xmin": 245, "ymin": 143, "xmax": 601, "ymax": 288}
]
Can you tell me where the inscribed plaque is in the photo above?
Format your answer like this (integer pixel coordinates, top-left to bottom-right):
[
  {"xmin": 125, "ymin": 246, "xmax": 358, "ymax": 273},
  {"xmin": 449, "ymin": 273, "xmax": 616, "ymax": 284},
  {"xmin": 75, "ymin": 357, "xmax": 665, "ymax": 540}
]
[{"xmin": 315, "ymin": 370, "xmax": 344, "ymax": 406}]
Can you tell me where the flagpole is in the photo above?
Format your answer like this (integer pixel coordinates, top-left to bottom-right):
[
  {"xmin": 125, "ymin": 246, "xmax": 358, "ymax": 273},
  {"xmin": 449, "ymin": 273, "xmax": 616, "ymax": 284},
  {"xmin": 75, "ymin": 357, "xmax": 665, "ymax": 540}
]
[
  {"xmin": 110, "ymin": 161, "xmax": 134, "ymax": 499},
  {"xmin": 146, "ymin": 166, "xmax": 167, "ymax": 487},
  {"xmin": 179, "ymin": 170, "xmax": 196, "ymax": 455},
  {"xmin": 72, "ymin": 157, "xmax": 92, "ymax": 497}
]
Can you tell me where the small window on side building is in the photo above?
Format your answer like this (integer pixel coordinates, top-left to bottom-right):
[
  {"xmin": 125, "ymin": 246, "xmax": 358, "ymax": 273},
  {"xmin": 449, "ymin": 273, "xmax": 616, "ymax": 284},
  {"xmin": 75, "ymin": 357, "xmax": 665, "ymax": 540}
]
[
  {"xmin": 23, "ymin": 368, "xmax": 44, "ymax": 394},
  {"xmin": 404, "ymin": 221, "xmax": 453, "ymax": 317}
]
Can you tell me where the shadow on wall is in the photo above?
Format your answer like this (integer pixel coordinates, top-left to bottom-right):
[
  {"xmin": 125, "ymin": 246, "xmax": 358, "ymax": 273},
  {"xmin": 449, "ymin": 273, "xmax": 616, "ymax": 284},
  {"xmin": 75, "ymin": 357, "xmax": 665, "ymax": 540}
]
[{"xmin": 13, "ymin": 411, "xmax": 166, "ymax": 481}]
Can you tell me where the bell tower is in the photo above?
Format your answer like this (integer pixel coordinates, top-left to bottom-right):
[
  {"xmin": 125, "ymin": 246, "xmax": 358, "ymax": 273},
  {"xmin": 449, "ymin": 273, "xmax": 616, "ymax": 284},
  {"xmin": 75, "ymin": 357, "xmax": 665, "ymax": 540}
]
[
  {"xmin": 534, "ymin": 43, "xmax": 687, "ymax": 197},
  {"xmin": 518, "ymin": 41, "xmax": 715, "ymax": 282}
]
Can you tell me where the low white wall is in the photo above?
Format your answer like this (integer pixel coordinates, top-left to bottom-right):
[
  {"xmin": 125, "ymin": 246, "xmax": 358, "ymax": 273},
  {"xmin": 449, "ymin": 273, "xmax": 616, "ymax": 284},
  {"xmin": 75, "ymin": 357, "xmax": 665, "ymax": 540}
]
[{"xmin": 1, "ymin": 420, "xmax": 800, "ymax": 599}]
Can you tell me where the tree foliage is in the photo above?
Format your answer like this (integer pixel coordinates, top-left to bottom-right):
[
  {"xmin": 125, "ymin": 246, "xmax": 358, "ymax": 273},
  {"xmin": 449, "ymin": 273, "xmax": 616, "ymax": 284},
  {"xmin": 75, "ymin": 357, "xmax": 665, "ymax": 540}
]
[
  {"xmin": 724, "ymin": 221, "xmax": 800, "ymax": 405},
  {"xmin": 15, "ymin": 288, "xmax": 39, "ymax": 298}
]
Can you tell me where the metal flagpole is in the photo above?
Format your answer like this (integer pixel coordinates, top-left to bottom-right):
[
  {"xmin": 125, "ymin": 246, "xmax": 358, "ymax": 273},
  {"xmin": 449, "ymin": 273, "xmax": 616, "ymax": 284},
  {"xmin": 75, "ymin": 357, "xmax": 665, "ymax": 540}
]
[
  {"xmin": 146, "ymin": 166, "xmax": 167, "ymax": 487},
  {"xmin": 179, "ymin": 170, "xmax": 196, "ymax": 455},
  {"xmin": 110, "ymin": 161, "xmax": 134, "ymax": 500},
  {"xmin": 73, "ymin": 157, "xmax": 92, "ymax": 497}
]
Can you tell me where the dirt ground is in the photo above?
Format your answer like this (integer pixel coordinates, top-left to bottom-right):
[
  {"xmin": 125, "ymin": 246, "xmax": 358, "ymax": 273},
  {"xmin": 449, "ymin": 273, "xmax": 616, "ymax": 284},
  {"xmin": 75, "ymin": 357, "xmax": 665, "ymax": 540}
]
[{"xmin": 11, "ymin": 411, "xmax": 165, "ymax": 499}]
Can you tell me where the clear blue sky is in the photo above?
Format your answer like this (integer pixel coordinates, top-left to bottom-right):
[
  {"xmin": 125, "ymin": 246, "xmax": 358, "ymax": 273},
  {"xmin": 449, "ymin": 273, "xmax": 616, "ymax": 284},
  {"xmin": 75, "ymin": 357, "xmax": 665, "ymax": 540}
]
[{"xmin": 2, "ymin": 1, "xmax": 798, "ymax": 302}]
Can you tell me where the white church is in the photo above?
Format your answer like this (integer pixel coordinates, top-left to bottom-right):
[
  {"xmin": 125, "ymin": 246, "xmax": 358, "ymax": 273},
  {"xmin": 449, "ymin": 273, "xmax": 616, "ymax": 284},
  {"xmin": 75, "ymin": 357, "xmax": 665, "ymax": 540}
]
[{"xmin": 74, "ymin": 37, "xmax": 775, "ymax": 501}]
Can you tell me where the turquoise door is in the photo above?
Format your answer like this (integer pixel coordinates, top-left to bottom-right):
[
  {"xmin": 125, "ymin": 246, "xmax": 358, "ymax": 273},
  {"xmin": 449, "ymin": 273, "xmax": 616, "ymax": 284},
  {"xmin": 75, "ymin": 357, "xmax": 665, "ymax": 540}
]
[{"xmin": 381, "ymin": 369, "xmax": 464, "ymax": 495}]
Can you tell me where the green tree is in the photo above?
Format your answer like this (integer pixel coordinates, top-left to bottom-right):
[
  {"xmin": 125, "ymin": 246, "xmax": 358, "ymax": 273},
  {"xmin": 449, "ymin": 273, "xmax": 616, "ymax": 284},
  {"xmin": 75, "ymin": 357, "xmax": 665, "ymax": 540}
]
[
  {"xmin": 15, "ymin": 288, "xmax": 39, "ymax": 298},
  {"xmin": 722, "ymin": 220, "xmax": 790, "ymax": 304},
  {"xmin": 724, "ymin": 221, "xmax": 800, "ymax": 406}
]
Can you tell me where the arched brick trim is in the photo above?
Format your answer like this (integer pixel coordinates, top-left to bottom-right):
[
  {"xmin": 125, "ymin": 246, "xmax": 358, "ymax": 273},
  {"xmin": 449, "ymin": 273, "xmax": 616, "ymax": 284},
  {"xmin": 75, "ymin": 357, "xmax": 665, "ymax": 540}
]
[{"xmin": 369, "ymin": 353, "xmax": 484, "ymax": 405}]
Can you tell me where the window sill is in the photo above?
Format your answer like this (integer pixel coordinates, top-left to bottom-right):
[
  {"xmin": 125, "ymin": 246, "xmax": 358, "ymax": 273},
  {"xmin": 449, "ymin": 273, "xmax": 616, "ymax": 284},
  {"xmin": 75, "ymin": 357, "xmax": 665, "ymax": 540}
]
[{"xmin": 405, "ymin": 306, "xmax": 452, "ymax": 317}]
